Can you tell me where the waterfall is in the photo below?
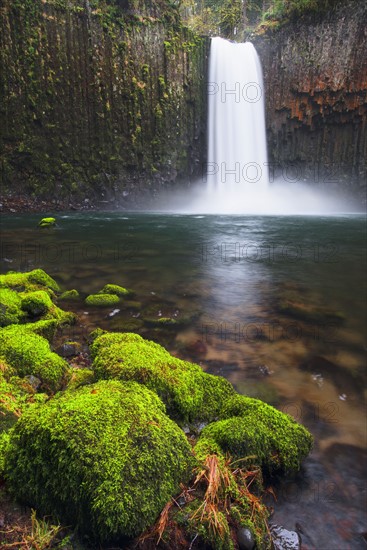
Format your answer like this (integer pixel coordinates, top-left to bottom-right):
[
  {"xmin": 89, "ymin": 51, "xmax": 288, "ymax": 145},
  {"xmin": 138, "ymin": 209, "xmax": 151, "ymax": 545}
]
[
  {"xmin": 161, "ymin": 37, "xmax": 352, "ymax": 214},
  {"xmin": 206, "ymin": 37, "xmax": 269, "ymax": 207}
]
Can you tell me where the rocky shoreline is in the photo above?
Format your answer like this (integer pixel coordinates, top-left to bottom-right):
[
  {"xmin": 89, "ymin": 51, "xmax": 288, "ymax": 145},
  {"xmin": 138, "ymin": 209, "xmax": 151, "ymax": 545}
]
[{"xmin": 0, "ymin": 268, "xmax": 313, "ymax": 549}]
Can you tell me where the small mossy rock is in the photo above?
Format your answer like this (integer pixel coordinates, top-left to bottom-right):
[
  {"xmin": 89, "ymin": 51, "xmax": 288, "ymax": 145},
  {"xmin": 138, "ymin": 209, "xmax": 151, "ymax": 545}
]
[
  {"xmin": 5, "ymin": 380, "xmax": 194, "ymax": 541},
  {"xmin": 59, "ymin": 289, "xmax": 80, "ymax": 301},
  {"xmin": 85, "ymin": 293, "xmax": 120, "ymax": 307},
  {"xmin": 109, "ymin": 317, "xmax": 144, "ymax": 332},
  {"xmin": 91, "ymin": 332, "xmax": 235, "ymax": 424},
  {"xmin": 21, "ymin": 290, "xmax": 53, "ymax": 317},
  {"xmin": 38, "ymin": 217, "xmax": 56, "ymax": 227},
  {"xmin": 0, "ymin": 326, "xmax": 68, "ymax": 392},
  {"xmin": 100, "ymin": 284, "xmax": 131, "ymax": 297},
  {"xmin": 195, "ymin": 395, "xmax": 312, "ymax": 475},
  {"xmin": 144, "ymin": 316, "xmax": 178, "ymax": 328},
  {"xmin": 0, "ymin": 288, "xmax": 24, "ymax": 326}
]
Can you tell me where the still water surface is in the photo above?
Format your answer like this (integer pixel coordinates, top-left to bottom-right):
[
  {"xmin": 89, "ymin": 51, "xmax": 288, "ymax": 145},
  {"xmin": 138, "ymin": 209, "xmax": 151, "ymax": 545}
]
[{"xmin": 1, "ymin": 212, "xmax": 366, "ymax": 549}]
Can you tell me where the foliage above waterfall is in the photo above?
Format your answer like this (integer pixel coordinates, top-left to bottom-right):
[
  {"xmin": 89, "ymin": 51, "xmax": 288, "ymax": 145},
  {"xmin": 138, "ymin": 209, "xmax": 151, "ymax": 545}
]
[{"xmin": 180, "ymin": 0, "xmax": 347, "ymax": 37}]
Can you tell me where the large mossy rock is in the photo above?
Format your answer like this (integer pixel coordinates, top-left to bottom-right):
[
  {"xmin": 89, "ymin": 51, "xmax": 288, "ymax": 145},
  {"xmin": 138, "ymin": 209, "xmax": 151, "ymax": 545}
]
[
  {"xmin": 0, "ymin": 325, "xmax": 68, "ymax": 391},
  {"xmin": 5, "ymin": 380, "xmax": 194, "ymax": 542},
  {"xmin": 195, "ymin": 394, "xmax": 313, "ymax": 476},
  {"xmin": 90, "ymin": 332, "xmax": 235, "ymax": 424},
  {"xmin": 0, "ymin": 269, "xmax": 60, "ymax": 293}
]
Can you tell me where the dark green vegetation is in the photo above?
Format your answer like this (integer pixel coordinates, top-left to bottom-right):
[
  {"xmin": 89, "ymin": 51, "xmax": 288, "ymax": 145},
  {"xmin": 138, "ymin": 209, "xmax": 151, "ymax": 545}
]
[
  {"xmin": 0, "ymin": 269, "xmax": 313, "ymax": 548},
  {"xmin": 180, "ymin": 0, "xmax": 345, "ymax": 37},
  {"xmin": 0, "ymin": 0, "xmax": 207, "ymax": 203}
]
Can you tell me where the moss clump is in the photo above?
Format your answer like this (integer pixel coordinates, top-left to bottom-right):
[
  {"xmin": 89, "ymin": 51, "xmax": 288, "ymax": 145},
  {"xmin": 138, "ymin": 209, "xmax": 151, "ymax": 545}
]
[
  {"xmin": 26, "ymin": 269, "xmax": 60, "ymax": 292},
  {"xmin": 0, "ymin": 325, "xmax": 68, "ymax": 392},
  {"xmin": 66, "ymin": 368, "xmax": 95, "ymax": 390},
  {"xmin": 195, "ymin": 394, "xmax": 313, "ymax": 476},
  {"xmin": 21, "ymin": 319, "xmax": 58, "ymax": 341},
  {"xmin": 21, "ymin": 290, "xmax": 53, "ymax": 317},
  {"xmin": 91, "ymin": 332, "xmax": 235, "ymax": 424},
  {"xmin": 38, "ymin": 217, "xmax": 56, "ymax": 227},
  {"xmin": 0, "ymin": 269, "xmax": 60, "ymax": 293},
  {"xmin": 0, "ymin": 288, "xmax": 25, "ymax": 326},
  {"xmin": 100, "ymin": 284, "xmax": 131, "ymax": 296},
  {"xmin": 5, "ymin": 380, "xmax": 194, "ymax": 541},
  {"xmin": 85, "ymin": 293, "xmax": 120, "ymax": 307},
  {"xmin": 59, "ymin": 289, "xmax": 80, "ymax": 301}
]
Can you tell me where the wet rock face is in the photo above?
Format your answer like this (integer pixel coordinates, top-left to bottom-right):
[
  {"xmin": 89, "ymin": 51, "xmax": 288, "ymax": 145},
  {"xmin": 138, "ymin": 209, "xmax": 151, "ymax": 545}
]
[
  {"xmin": 255, "ymin": 0, "xmax": 367, "ymax": 198},
  {"xmin": 0, "ymin": 0, "xmax": 208, "ymax": 202}
]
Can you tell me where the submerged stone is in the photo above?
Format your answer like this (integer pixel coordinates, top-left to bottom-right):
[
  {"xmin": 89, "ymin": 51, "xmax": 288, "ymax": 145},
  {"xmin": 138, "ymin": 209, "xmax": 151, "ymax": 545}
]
[
  {"xmin": 5, "ymin": 380, "xmax": 193, "ymax": 542},
  {"xmin": 85, "ymin": 293, "xmax": 120, "ymax": 307}
]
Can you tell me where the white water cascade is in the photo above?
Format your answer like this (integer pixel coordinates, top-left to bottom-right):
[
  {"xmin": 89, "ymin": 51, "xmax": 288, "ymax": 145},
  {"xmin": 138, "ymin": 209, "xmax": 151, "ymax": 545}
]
[
  {"xmin": 207, "ymin": 37, "xmax": 269, "ymax": 201},
  {"xmin": 158, "ymin": 37, "xmax": 355, "ymax": 214}
]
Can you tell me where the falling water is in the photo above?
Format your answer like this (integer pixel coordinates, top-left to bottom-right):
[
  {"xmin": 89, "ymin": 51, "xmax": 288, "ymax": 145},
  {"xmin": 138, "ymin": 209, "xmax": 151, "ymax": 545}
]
[
  {"xmin": 157, "ymin": 37, "xmax": 358, "ymax": 214},
  {"xmin": 207, "ymin": 37, "xmax": 269, "ymax": 197}
]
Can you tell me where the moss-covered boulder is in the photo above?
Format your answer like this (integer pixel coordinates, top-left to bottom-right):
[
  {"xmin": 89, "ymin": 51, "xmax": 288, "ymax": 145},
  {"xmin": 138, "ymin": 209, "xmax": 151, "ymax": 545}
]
[
  {"xmin": 5, "ymin": 380, "xmax": 194, "ymax": 542},
  {"xmin": 59, "ymin": 289, "xmax": 80, "ymax": 301},
  {"xmin": 0, "ymin": 288, "xmax": 25, "ymax": 326},
  {"xmin": 100, "ymin": 284, "xmax": 131, "ymax": 297},
  {"xmin": 195, "ymin": 394, "xmax": 313, "ymax": 476},
  {"xmin": 85, "ymin": 293, "xmax": 120, "ymax": 307},
  {"xmin": 91, "ymin": 332, "xmax": 235, "ymax": 424},
  {"xmin": 0, "ymin": 325, "xmax": 68, "ymax": 391},
  {"xmin": 0, "ymin": 269, "xmax": 60, "ymax": 294}
]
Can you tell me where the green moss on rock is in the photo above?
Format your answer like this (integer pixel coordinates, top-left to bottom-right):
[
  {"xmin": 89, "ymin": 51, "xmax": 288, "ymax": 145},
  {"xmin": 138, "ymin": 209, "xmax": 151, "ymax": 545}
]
[
  {"xmin": 59, "ymin": 289, "xmax": 80, "ymax": 301},
  {"xmin": 5, "ymin": 380, "xmax": 194, "ymax": 541},
  {"xmin": 0, "ymin": 269, "xmax": 60, "ymax": 293},
  {"xmin": 26, "ymin": 269, "xmax": 60, "ymax": 292},
  {"xmin": 38, "ymin": 217, "xmax": 56, "ymax": 227},
  {"xmin": 195, "ymin": 394, "xmax": 313, "ymax": 475},
  {"xmin": 0, "ymin": 288, "xmax": 25, "ymax": 326},
  {"xmin": 91, "ymin": 332, "xmax": 235, "ymax": 424},
  {"xmin": 0, "ymin": 325, "xmax": 68, "ymax": 392},
  {"xmin": 21, "ymin": 290, "xmax": 53, "ymax": 317},
  {"xmin": 66, "ymin": 368, "xmax": 95, "ymax": 390},
  {"xmin": 85, "ymin": 293, "xmax": 120, "ymax": 307},
  {"xmin": 100, "ymin": 284, "xmax": 131, "ymax": 297}
]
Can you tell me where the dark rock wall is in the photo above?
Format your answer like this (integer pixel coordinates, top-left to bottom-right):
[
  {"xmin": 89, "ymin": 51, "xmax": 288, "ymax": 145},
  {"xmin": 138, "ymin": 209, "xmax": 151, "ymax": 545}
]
[
  {"xmin": 254, "ymin": 0, "xmax": 367, "ymax": 196},
  {"xmin": 0, "ymin": 0, "xmax": 208, "ymax": 204}
]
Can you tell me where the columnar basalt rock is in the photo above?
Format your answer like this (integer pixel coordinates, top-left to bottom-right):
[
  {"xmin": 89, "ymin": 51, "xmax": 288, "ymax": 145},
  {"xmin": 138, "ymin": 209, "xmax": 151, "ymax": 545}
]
[
  {"xmin": 254, "ymin": 0, "xmax": 367, "ymax": 198},
  {"xmin": 0, "ymin": 0, "xmax": 208, "ymax": 204}
]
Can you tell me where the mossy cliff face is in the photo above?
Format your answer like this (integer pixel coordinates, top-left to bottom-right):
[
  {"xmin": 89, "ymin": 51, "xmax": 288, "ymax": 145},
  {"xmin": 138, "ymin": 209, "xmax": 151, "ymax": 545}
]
[
  {"xmin": 0, "ymin": 0, "xmax": 207, "ymax": 203},
  {"xmin": 255, "ymin": 0, "xmax": 367, "ymax": 197}
]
